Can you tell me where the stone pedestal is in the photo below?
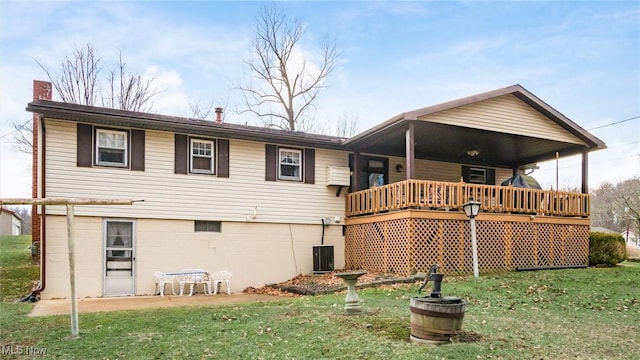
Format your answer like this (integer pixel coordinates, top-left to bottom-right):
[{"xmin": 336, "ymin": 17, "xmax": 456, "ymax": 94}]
[{"xmin": 335, "ymin": 271, "xmax": 367, "ymax": 315}]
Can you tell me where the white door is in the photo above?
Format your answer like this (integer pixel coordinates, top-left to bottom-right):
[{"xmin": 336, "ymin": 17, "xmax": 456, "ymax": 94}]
[{"xmin": 104, "ymin": 220, "xmax": 135, "ymax": 296}]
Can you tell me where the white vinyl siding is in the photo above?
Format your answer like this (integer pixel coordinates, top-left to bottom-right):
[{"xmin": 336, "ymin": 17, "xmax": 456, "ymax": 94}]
[
  {"xmin": 388, "ymin": 156, "xmax": 514, "ymax": 186},
  {"xmin": 44, "ymin": 119, "xmax": 348, "ymax": 224},
  {"xmin": 418, "ymin": 94, "xmax": 587, "ymax": 145}
]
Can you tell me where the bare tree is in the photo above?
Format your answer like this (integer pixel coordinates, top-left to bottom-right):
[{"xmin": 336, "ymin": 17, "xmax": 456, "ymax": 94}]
[
  {"xmin": 335, "ymin": 113, "xmax": 358, "ymax": 137},
  {"xmin": 189, "ymin": 95, "xmax": 231, "ymax": 121},
  {"xmin": 103, "ymin": 52, "xmax": 158, "ymax": 112},
  {"xmin": 591, "ymin": 178, "xmax": 640, "ymax": 238},
  {"xmin": 189, "ymin": 99, "xmax": 216, "ymax": 120},
  {"xmin": 36, "ymin": 44, "xmax": 100, "ymax": 106},
  {"xmin": 35, "ymin": 43, "xmax": 157, "ymax": 111},
  {"xmin": 9, "ymin": 119, "xmax": 33, "ymax": 154},
  {"xmin": 237, "ymin": 6, "xmax": 339, "ymax": 131}
]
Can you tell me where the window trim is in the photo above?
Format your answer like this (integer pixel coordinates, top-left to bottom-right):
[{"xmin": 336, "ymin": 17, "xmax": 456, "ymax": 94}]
[
  {"xmin": 278, "ymin": 147, "xmax": 303, "ymax": 181},
  {"xmin": 462, "ymin": 165, "xmax": 495, "ymax": 185},
  {"xmin": 95, "ymin": 128, "xmax": 128, "ymax": 167},
  {"xmin": 468, "ymin": 167, "xmax": 487, "ymax": 184},
  {"xmin": 190, "ymin": 138, "xmax": 215, "ymax": 174}
]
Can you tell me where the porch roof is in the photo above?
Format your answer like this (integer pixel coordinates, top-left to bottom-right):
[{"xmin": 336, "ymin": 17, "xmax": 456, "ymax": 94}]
[{"xmin": 344, "ymin": 84, "xmax": 606, "ymax": 168}]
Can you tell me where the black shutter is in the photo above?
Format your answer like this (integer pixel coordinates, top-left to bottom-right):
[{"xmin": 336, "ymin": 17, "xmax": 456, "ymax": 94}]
[
  {"xmin": 175, "ymin": 134, "xmax": 188, "ymax": 174},
  {"xmin": 304, "ymin": 148, "xmax": 315, "ymax": 184},
  {"xmin": 130, "ymin": 129, "xmax": 145, "ymax": 171},
  {"xmin": 265, "ymin": 144, "xmax": 277, "ymax": 181},
  {"xmin": 217, "ymin": 139, "xmax": 229, "ymax": 178},
  {"xmin": 487, "ymin": 168, "xmax": 496, "ymax": 185},
  {"xmin": 77, "ymin": 123, "xmax": 93, "ymax": 167},
  {"xmin": 461, "ymin": 165, "xmax": 471, "ymax": 183}
]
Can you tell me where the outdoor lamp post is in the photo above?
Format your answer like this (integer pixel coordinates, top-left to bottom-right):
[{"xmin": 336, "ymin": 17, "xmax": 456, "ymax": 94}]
[{"xmin": 462, "ymin": 199, "xmax": 481, "ymax": 278}]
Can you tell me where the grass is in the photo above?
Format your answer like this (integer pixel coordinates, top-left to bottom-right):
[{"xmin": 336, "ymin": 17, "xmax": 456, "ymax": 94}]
[
  {"xmin": 0, "ymin": 235, "xmax": 39, "ymax": 303},
  {"xmin": 1, "ymin": 235, "xmax": 639, "ymax": 359}
]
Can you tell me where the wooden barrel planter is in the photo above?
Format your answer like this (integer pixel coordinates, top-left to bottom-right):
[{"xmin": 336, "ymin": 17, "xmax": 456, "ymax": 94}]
[{"xmin": 409, "ymin": 296, "xmax": 466, "ymax": 344}]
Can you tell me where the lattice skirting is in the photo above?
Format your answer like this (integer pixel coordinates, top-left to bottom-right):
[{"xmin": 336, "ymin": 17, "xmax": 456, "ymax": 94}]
[{"xmin": 345, "ymin": 216, "xmax": 589, "ymax": 275}]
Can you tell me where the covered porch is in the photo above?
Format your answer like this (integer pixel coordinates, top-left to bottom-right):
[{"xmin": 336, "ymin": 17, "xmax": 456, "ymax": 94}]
[{"xmin": 341, "ymin": 85, "xmax": 606, "ymax": 275}]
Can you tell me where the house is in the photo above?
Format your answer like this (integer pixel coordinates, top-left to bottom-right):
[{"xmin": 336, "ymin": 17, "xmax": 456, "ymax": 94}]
[
  {"xmin": 26, "ymin": 81, "xmax": 606, "ymax": 299},
  {"xmin": 621, "ymin": 230, "xmax": 639, "ymax": 248},
  {"xmin": 0, "ymin": 208, "xmax": 22, "ymax": 236}
]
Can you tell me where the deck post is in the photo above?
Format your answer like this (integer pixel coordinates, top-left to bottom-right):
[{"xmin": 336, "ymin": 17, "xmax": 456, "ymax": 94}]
[
  {"xmin": 581, "ymin": 148, "xmax": 589, "ymax": 194},
  {"xmin": 352, "ymin": 152, "xmax": 360, "ymax": 192},
  {"xmin": 405, "ymin": 122, "xmax": 415, "ymax": 180}
]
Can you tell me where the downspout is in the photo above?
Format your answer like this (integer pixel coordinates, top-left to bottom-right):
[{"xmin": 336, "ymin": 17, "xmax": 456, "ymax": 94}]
[{"xmin": 30, "ymin": 114, "xmax": 46, "ymax": 299}]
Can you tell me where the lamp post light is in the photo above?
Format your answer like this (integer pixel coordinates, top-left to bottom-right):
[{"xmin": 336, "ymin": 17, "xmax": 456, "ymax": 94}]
[{"xmin": 462, "ymin": 199, "xmax": 481, "ymax": 278}]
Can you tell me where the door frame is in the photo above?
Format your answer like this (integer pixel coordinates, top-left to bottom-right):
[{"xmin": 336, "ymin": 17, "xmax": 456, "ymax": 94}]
[
  {"xmin": 350, "ymin": 154, "xmax": 389, "ymax": 190},
  {"xmin": 102, "ymin": 218, "xmax": 136, "ymax": 297}
]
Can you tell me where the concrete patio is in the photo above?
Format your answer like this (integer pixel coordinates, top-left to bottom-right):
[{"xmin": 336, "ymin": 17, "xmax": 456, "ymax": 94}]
[{"xmin": 30, "ymin": 293, "xmax": 285, "ymax": 317}]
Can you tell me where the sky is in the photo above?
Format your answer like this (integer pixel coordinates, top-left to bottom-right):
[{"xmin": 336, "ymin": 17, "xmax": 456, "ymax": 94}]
[{"xmin": 1, "ymin": 1, "xmax": 638, "ymax": 199}]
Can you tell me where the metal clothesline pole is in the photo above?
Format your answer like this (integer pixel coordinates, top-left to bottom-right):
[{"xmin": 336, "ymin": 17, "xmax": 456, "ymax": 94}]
[{"xmin": 0, "ymin": 198, "xmax": 141, "ymax": 339}]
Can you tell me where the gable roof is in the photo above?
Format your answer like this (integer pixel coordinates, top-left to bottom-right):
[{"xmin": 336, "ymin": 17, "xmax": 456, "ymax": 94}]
[
  {"xmin": 347, "ymin": 84, "xmax": 605, "ymax": 149},
  {"xmin": 344, "ymin": 84, "xmax": 606, "ymax": 167},
  {"xmin": 0, "ymin": 208, "xmax": 22, "ymax": 221}
]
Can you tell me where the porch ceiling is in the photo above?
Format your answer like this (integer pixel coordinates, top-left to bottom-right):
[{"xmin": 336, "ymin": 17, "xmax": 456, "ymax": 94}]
[{"xmin": 348, "ymin": 120, "xmax": 585, "ymax": 168}]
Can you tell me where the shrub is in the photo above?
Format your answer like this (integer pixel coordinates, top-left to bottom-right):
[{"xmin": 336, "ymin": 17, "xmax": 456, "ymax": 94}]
[{"xmin": 589, "ymin": 232, "xmax": 627, "ymax": 266}]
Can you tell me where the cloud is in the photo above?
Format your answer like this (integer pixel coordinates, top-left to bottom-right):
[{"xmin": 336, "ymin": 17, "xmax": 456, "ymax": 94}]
[{"xmin": 147, "ymin": 68, "xmax": 190, "ymax": 116}]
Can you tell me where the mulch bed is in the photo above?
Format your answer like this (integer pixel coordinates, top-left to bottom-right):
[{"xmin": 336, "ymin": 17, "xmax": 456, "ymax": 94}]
[{"xmin": 244, "ymin": 270, "xmax": 422, "ymax": 297}]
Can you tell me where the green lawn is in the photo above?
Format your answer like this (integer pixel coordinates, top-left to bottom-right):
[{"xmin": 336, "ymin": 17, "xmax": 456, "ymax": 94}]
[
  {"xmin": 1, "ymin": 235, "xmax": 638, "ymax": 359},
  {"xmin": 0, "ymin": 235, "xmax": 38, "ymax": 303}
]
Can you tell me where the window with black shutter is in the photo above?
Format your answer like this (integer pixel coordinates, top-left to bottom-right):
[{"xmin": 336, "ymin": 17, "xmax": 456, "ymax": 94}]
[
  {"xmin": 76, "ymin": 123, "xmax": 145, "ymax": 171},
  {"xmin": 265, "ymin": 145, "xmax": 315, "ymax": 183},
  {"xmin": 174, "ymin": 134, "xmax": 229, "ymax": 177}
]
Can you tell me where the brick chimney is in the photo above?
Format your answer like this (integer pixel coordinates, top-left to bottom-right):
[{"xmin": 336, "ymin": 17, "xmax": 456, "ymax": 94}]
[
  {"xmin": 214, "ymin": 107, "xmax": 223, "ymax": 124},
  {"xmin": 32, "ymin": 80, "xmax": 52, "ymax": 254}
]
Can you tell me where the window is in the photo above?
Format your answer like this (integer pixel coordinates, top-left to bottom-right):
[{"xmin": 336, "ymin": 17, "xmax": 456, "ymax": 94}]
[
  {"xmin": 279, "ymin": 148, "xmax": 302, "ymax": 181},
  {"xmin": 105, "ymin": 221, "xmax": 133, "ymax": 260},
  {"xmin": 195, "ymin": 220, "xmax": 221, "ymax": 232},
  {"xmin": 469, "ymin": 168, "xmax": 487, "ymax": 184},
  {"xmin": 461, "ymin": 166, "xmax": 495, "ymax": 185},
  {"xmin": 96, "ymin": 129, "xmax": 127, "ymax": 167},
  {"xmin": 265, "ymin": 145, "xmax": 314, "ymax": 184},
  {"xmin": 78, "ymin": 124, "xmax": 144, "ymax": 170},
  {"xmin": 191, "ymin": 139, "xmax": 215, "ymax": 174},
  {"xmin": 175, "ymin": 135, "xmax": 228, "ymax": 177}
]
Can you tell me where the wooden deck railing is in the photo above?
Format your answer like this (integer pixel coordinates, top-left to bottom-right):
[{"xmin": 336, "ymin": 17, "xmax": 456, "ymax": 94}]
[{"xmin": 346, "ymin": 179, "xmax": 590, "ymax": 217}]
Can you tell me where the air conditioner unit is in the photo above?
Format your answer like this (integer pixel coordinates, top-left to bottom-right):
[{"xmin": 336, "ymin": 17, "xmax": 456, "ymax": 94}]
[
  {"xmin": 326, "ymin": 166, "xmax": 351, "ymax": 186},
  {"xmin": 313, "ymin": 245, "xmax": 334, "ymax": 273}
]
